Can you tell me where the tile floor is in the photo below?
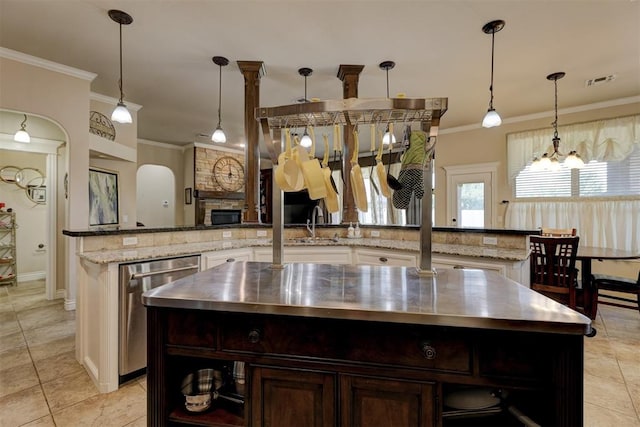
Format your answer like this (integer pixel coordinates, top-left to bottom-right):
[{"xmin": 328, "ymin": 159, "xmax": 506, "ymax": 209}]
[{"xmin": 0, "ymin": 279, "xmax": 638, "ymax": 426}]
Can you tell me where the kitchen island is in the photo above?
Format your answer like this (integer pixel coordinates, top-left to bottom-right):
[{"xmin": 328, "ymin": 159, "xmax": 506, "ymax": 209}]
[{"xmin": 143, "ymin": 261, "xmax": 591, "ymax": 427}]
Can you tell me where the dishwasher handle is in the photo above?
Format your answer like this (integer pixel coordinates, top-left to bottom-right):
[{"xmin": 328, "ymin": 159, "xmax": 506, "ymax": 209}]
[{"xmin": 130, "ymin": 264, "xmax": 199, "ymax": 281}]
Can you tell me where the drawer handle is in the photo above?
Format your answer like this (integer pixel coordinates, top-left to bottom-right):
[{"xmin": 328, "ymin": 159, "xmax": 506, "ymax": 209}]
[
  {"xmin": 248, "ymin": 329, "xmax": 261, "ymax": 344},
  {"xmin": 379, "ymin": 257, "xmax": 388, "ymax": 263},
  {"xmin": 453, "ymin": 265, "xmax": 465, "ymax": 269},
  {"xmin": 420, "ymin": 341, "xmax": 437, "ymax": 360},
  {"xmin": 227, "ymin": 258, "xmax": 235, "ymax": 262}
]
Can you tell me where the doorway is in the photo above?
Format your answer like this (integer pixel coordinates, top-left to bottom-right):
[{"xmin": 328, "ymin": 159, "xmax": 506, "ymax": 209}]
[
  {"xmin": 444, "ymin": 162, "xmax": 498, "ymax": 228},
  {"xmin": 136, "ymin": 164, "xmax": 176, "ymax": 227}
]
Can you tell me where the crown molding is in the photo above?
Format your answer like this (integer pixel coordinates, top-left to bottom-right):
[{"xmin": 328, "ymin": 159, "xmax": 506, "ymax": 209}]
[
  {"xmin": 193, "ymin": 142, "xmax": 244, "ymax": 155},
  {"xmin": 0, "ymin": 47, "xmax": 97, "ymax": 81},
  {"xmin": 440, "ymin": 95, "xmax": 640, "ymax": 135},
  {"xmin": 137, "ymin": 138, "xmax": 184, "ymax": 151},
  {"xmin": 90, "ymin": 92, "xmax": 142, "ymax": 111}
]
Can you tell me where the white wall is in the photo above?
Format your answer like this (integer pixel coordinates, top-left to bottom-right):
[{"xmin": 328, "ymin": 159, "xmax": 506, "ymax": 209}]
[{"xmin": 136, "ymin": 164, "xmax": 175, "ymax": 227}]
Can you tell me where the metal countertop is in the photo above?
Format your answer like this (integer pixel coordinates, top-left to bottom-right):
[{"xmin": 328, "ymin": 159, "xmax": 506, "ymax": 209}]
[{"xmin": 142, "ymin": 261, "xmax": 591, "ymax": 335}]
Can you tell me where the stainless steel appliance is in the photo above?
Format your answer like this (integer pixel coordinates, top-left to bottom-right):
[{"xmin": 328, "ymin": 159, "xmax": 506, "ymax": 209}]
[{"xmin": 119, "ymin": 255, "xmax": 200, "ymax": 381}]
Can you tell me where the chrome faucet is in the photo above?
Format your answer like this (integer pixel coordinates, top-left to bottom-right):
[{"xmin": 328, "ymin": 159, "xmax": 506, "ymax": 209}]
[{"xmin": 306, "ymin": 205, "xmax": 323, "ymax": 238}]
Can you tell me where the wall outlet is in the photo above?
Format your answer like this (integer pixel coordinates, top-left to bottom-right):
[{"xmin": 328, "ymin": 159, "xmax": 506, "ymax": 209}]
[
  {"xmin": 257, "ymin": 230, "xmax": 267, "ymax": 237},
  {"xmin": 482, "ymin": 236, "xmax": 498, "ymax": 245},
  {"xmin": 223, "ymin": 231, "xmax": 232, "ymax": 239},
  {"xmin": 123, "ymin": 237, "xmax": 138, "ymax": 246},
  {"xmin": 370, "ymin": 230, "xmax": 380, "ymax": 238}
]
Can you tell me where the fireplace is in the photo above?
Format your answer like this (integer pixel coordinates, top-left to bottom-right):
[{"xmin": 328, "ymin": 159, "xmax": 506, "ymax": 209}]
[{"xmin": 211, "ymin": 209, "xmax": 242, "ymax": 225}]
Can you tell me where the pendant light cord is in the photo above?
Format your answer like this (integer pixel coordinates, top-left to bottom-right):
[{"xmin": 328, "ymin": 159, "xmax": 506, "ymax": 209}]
[
  {"xmin": 385, "ymin": 68, "xmax": 390, "ymax": 98},
  {"xmin": 488, "ymin": 30, "xmax": 495, "ymax": 109},
  {"xmin": 217, "ymin": 63, "xmax": 223, "ymax": 126},
  {"xmin": 552, "ymin": 78, "xmax": 559, "ymax": 139},
  {"xmin": 118, "ymin": 22, "xmax": 124, "ymax": 103}
]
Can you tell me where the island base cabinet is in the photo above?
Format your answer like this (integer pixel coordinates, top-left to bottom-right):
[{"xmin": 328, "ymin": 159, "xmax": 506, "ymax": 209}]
[
  {"xmin": 341, "ymin": 375, "xmax": 436, "ymax": 427},
  {"xmin": 251, "ymin": 367, "xmax": 335, "ymax": 427}
]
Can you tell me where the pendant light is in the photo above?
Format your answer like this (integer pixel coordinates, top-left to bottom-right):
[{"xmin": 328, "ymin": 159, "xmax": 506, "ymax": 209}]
[
  {"xmin": 481, "ymin": 19, "xmax": 505, "ymax": 128},
  {"xmin": 14, "ymin": 114, "xmax": 31, "ymax": 143},
  {"xmin": 211, "ymin": 56, "xmax": 229, "ymax": 143},
  {"xmin": 108, "ymin": 10, "xmax": 134, "ymax": 124},
  {"xmin": 531, "ymin": 72, "xmax": 584, "ymax": 171},
  {"xmin": 298, "ymin": 67, "xmax": 313, "ymax": 148},
  {"xmin": 379, "ymin": 60, "xmax": 397, "ymax": 145}
]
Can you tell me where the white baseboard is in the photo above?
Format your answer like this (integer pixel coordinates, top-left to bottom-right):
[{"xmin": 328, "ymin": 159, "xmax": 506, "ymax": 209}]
[
  {"xmin": 64, "ymin": 296, "xmax": 76, "ymax": 311},
  {"xmin": 18, "ymin": 271, "xmax": 46, "ymax": 282}
]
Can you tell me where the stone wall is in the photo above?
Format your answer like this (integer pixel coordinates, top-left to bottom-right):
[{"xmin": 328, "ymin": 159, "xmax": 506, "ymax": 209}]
[{"xmin": 194, "ymin": 147, "xmax": 245, "ymax": 192}]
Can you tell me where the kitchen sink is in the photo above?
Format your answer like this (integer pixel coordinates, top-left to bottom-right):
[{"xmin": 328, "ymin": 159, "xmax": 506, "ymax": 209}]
[{"xmin": 286, "ymin": 237, "xmax": 340, "ymax": 244}]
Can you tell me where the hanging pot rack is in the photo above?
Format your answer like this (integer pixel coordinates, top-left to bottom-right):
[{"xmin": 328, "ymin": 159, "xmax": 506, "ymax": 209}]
[{"xmin": 257, "ymin": 97, "xmax": 448, "ymax": 163}]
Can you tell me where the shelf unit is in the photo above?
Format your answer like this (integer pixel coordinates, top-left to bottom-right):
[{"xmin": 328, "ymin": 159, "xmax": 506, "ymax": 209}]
[{"xmin": 0, "ymin": 211, "xmax": 17, "ymax": 286}]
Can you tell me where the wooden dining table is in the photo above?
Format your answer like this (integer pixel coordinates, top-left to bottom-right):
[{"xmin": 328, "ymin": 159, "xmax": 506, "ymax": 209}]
[{"xmin": 576, "ymin": 246, "xmax": 640, "ymax": 319}]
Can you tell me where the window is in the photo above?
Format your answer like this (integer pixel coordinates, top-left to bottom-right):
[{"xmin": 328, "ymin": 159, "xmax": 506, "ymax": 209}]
[{"xmin": 515, "ymin": 144, "xmax": 640, "ymax": 198}]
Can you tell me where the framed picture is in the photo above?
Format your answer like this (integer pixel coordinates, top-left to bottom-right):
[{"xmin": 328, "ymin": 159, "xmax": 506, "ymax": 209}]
[
  {"xmin": 89, "ymin": 168, "xmax": 119, "ymax": 226},
  {"xmin": 185, "ymin": 187, "xmax": 193, "ymax": 205},
  {"xmin": 27, "ymin": 186, "xmax": 46, "ymax": 204}
]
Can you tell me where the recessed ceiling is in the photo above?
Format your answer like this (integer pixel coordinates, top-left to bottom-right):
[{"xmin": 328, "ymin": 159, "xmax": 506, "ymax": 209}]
[{"xmin": 1, "ymin": 0, "xmax": 638, "ymax": 153}]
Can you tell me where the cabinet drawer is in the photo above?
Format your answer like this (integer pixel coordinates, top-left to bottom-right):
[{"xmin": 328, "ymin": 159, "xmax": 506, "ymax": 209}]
[
  {"xmin": 343, "ymin": 322, "xmax": 471, "ymax": 374},
  {"xmin": 166, "ymin": 310, "xmax": 218, "ymax": 348},
  {"xmin": 220, "ymin": 314, "xmax": 342, "ymax": 358},
  {"xmin": 355, "ymin": 249, "xmax": 417, "ymax": 267}
]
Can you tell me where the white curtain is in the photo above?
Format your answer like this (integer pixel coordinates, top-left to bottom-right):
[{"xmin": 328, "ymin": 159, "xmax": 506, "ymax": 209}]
[
  {"xmin": 507, "ymin": 114, "xmax": 640, "ymax": 181},
  {"xmin": 506, "ymin": 197, "xmax": 640, "ymax": 251}
]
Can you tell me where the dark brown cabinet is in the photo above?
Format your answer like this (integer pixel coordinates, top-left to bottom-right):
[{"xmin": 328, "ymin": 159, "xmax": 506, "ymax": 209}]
[
  {"xmin": 147, "ymin": 308, "xmax": 583, "ymax": 427},
  {"xmin": 341, "ymin": 375, "xmax": 436, "ymax": 427},
  {"xmin": 251, "ymin": 367, "xmax": 335, "ymax": 427}
]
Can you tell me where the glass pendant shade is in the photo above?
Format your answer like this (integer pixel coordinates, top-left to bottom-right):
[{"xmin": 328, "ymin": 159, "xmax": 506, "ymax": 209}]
[
  {"xmin": 300, "ymin": 131, "xmax": 312, "ymax": 148},
  {"xmin": 482, "ymin": 108, "xmax": 502, "ymax": 128},
  {"xmin": 14, "ymin": 114, "xmax": 31, "ymax": 143},
  {"xmin": 212, "ymin": 126, "xmax": 226, "ymax": 143},
  {"xmin": 111, "ymin": 102, "xmax": 133, "ymax": 124},
  {"xmin": 564, "ymin": 151, "xmax": 584, "ymax": 169},
  {"xmin": 549, "ymin": 157, "xmax": 561, "ymax": 172},
  {"xmin": 538, "ymin": 154, "xmax": 552, "ymax": 170},
  {"xmin": 530, "ymin": 158, "xmax": 541, "ymax": 171},
  {"xmin": 14, "ymin": 129, "xmax": 31, "ymax": 143},
  {"xmin": 382, "ymin": 131, "xmax": 396, "ymax": 145}
]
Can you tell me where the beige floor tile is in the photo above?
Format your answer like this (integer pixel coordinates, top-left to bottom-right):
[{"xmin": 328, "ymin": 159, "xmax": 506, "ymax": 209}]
[
  {"xmin": 17, "ymin": 304, "xmax": 75, "ymax": 331},
  {"xmin": 20, "ymin": 415, "xmax": 56, "ymax": 426},
  {"xmin": 28, "ymin": 334, "xmax": 75, "ymax": 362},
  {"xmin": 0, "ymin": 317, "xmax": 21, "ymax": 337},
  {"xmin": 0, "ymin": 330, "xmax": 26, "ymax": 352},
  {"xmin": 584, "ymin": 354, "xmax": 626, "ymax": 383},
  {"xmin": 0, "ymin": 345, "xmax": 31, "ymax": 371},
  {"xmin": 0, "ymin": 301, "xmax": 14, "ymax": 314},
  {"xmin": 611, "ymin": 338, "xmax": 640, "ymax": 364},
  {"xmin": 0, "ymin": 361, "xmax": 39, "ymax": 398},
  {"xmin": 0, "ymin": 385, "xmax": 50, "ymax": 427},
  {"xmin": 34, "ymin": 350, "xmax": 84, "ymax": 383},
  {"xmin": 584, "ymin": 372, "xmax": 638, "ymax": 418},
  {"xmin": 52, "ymin": 382, "xmax": 147, "ymax": 426},
  {"xmin": 137, "ymin": 376, "xmax": 147, "ymax": 391},
  {"xmin": 124, "ymin": 415, "xmax": 147, "ymax": 426},
  {"xmin": 41, "ymin": 370, "xmax": 99, "ymax": 412},
  {"xmin": 6, "ymin": 283, "xmax": 45, "ymax": 297},
  {"xmin": 22, "ymin": 319, "xmax": 75, "ymax": 347},
  {"xmin": 585, "ymin": 402, "xmax": 640, "ymax": 427},
  {"xmin": 10, "ymin": 293, "xmax": 60, "ymax": 312}
]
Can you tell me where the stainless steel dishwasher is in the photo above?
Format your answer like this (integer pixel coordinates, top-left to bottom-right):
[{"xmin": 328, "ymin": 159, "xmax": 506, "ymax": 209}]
[{"xmin": 119, "ymin": 255, "xmax": 200, "ymax": 381}]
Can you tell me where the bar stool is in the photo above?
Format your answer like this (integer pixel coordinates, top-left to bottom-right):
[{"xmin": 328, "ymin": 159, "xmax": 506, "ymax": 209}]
[{"xmin": 592, "ymin": 271, "xmax": 640, "ymax": 314}]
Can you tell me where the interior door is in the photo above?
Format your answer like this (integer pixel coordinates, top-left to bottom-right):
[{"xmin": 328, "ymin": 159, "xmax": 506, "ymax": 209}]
[{"xmin": 448, "ymin": 172, "xmax": 493, "ymax": 227}]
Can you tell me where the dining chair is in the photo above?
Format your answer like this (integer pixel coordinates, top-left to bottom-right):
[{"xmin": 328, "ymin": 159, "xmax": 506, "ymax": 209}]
[
  {"xmin": 541, "ymin": 227, "xmax": 577, "ymax": 237},
  {"xmin": 529, "ymin": 235, "xmax": 581, "ymax": 311},
  {"xmin": 592, "ymin": 270, "xmax": 640, "ymax": 314}
]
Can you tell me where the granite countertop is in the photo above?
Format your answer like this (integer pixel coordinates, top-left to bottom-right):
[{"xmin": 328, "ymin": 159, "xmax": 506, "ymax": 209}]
[
  {"xmin": 78, "ymin": 238, "xmax": 530, "ymax": 264},
  {"xmin": 142, "ymin": 261, "xmax": 590, "ymax": 335}
]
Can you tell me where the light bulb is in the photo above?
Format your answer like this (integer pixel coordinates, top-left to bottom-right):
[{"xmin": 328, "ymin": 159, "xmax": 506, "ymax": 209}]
[
  {"xmin": 482, "ymin": 108, "xmax": 502, "ymax": 128},
  {"xmin": 212, "ymin": 126, "xmax": 226, "ymax": 143},
  {"xmin": 564, "ymin": 151, "xmax": 584, "ymax": 169},
  {"xmin": 111, "ymin": 102, "xmax": 133, "ymax": 124},
  {"xmin": 539, "ymin": 154, "xmax": 551, "ymax": 170},
  {"xmin": 382, "ymin": 131, "xmax": 396, "ymax": 145},
  {"xmin": 14, "ymin": 129, "xmax": 31, "ymax": 143},
  {"xmin": 300, "ymin": 132, "xmax": 312, "ymax": 148}
]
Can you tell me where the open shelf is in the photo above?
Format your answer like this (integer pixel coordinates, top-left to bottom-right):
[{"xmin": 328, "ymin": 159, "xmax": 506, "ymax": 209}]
[{"xmin": 169, "ymin": 405, "xmax": 243, "ymax": 427}]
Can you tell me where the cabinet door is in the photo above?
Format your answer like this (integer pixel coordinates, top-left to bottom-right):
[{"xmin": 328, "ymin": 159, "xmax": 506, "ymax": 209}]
[
  {"xmin": 201, "ymin": 248, "xmax": 252, "ymax": 270},
  {"xmin": 341, "ymin": 375, "xmax": 436, "ymax": 427},
  {"xmin": 251, "ymin": 367, "xmax": 335, "ymax": 427}
]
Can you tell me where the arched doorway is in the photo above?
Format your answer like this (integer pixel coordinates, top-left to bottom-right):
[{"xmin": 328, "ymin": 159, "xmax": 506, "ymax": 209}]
[{"xmin": 136, "ymin": 164, "xmax": 175, "ymax": 227}]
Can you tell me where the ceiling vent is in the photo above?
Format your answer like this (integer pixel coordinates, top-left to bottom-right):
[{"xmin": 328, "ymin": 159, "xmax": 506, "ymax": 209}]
[{"xmin": 585, "ymin": 74, "xmax": 616, "ymax": 87}]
